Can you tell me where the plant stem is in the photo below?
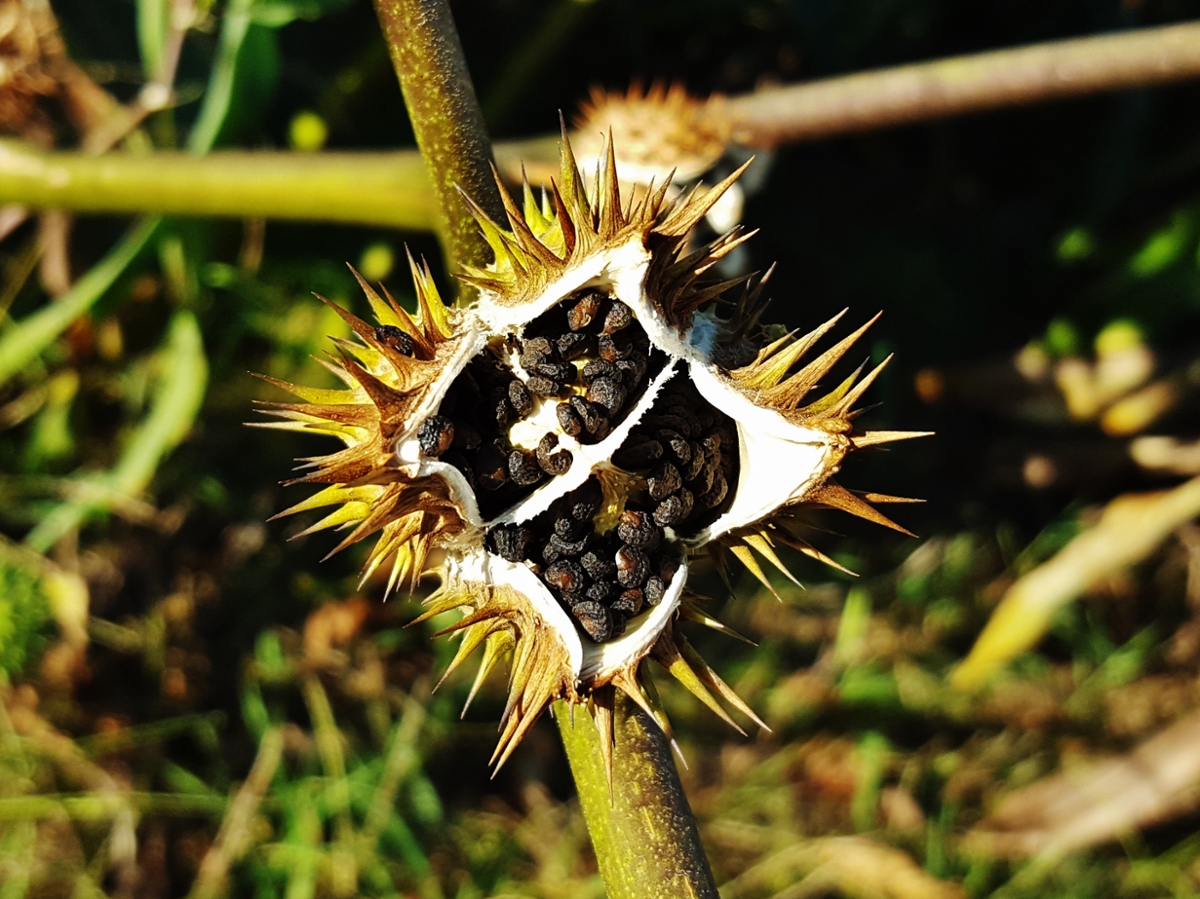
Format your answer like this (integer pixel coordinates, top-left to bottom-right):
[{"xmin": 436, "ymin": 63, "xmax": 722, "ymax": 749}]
[
  {"xmin": 0, "ymin": 142, "xmax": 439, "ymax": 230},
  {"xmin": 373, "ymin": 0, "xmax": 505, "ymax": 277},
  {"xmin": 367, "ymin": 5, "xmax": 719, "ymax": 896},
  {"xmin": 555, "ymin": 694, "xmax": 718, "ymax": 899},
  {"xmin": 725, "ymin": 20, "xmax": 1200, "ymax": 146}
]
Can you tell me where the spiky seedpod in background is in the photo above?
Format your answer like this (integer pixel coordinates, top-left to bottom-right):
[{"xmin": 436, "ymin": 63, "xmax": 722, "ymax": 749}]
[
  {"xmin": 573, "ymin": 83, "xmax": 747, "ymax": 237},
  {"xmin": 256, "ymin": 131, "xmax": 927, "ymax": 775}
]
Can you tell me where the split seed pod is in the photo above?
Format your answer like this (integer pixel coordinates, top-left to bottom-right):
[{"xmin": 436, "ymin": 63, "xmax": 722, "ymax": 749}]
[{"xmin": 256, "ymin": 129, "xmax": 928, "ymax": 775}]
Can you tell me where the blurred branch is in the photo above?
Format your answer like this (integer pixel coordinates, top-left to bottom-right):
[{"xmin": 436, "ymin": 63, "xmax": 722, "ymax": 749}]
[
  {"xmin": 725, "ymin": 21, "xmax": 1200, "ymax": 146},
  {"xmin": 373, "ymin": 0, "xmax": 504, "ymax": 279}
]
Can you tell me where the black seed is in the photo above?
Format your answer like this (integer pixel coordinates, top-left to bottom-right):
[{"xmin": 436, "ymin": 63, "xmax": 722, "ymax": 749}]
[
  {"xmin": 569, "ymin": 396, "xmax": 611, "ymax": 439},
  {"xmin": 681, "ymin": 443, "xmax": 706, "ymax": 481},
  {"xmin": 374, "ymin": 325, "xmax": 414, "ymax": 355},
  {"xmin": 582, "ymin": 359, "xmax": 616, "ymax": 384},
  {"xmin": 526, "ymin": 374, "xmax": 562, "ymax": 396},
  {"xmin": 695, "ymin": 471, "xmax": 728, "ymax": 510},
  {"xmin": 655, "ymin": 413, "xmax": 695, "ymax": 438},
  {"xmin": 548, "ymin": 531, "xmax": 590, "ymax": 557},
  {"xmin": 560, "ymin": 591, "xmax": 585, "ymax": 608},
  {"xmin": 418, "ymin": 416, "xmax": 455, "ymax": 457},
  {"xmin": 644, "ymin": 576, "xmax": 666, "ymax": 606},
  {"xmin": 556, "ymin": 402, "xmax": 583, "ymax": 437},
  {"xmin": 613, "ymin": 437, "xmax": 663, "ymax": 469},
  {"xmin": 615, "ymin": 545, "xmax": 650, "ymax": 588},
  {"xmin": 451, "ymin": 419, "xmax": 481, "ymax": 450},
  {"xmin": 653, "ymin": 488, "xmax": 694, "ymax": 526},
  {"xmin": 508, "ymin": 450, "xmax": 543, "ymax": 486},
  {"xmin": 569, "ymin": 479, "xmax": 603, "ymax": 521},
  {"xmin": 580, "ymin": 551, "xmax": 615, "ymax": 581},
  {"xmin": 475, "ymin": 443, "xmax": 509, "ymax": 490},
  {"xmin": 617, "ymin": 510, "xmax": 662, "ymax": 550},
  {"xmin": 586, "ymin": 581, "xmax": 616, "ymax": 604},
  {"xmin": 614, "ymin": 355, "xmax": 648, "ymax": 387},
  {"xmin": 557, "ymin": 331, "xmax": 592, "ymax": 361},
  {"xmin": 489, "ymin": 388, "xmax": 513, "ymax": 430},
  {"xmin": 545, "ymin": 560, "xmax": 586, "ymax": 594},
  {"xmin": 572, "ymin": 601, "xmax": 612, "ymax": 642},
  {"xmin": 658, "ymin": 430, "xmax": 692, "ymax": 465},
  {"xmin": 612, "ymin": 589, "xmax": 644, "ymax": 617},
  {"xmin": 530, "ymin": 361, "xmax": 573, "ymax": 383},
  {"xmin": 702, "ymin": 431, "xmax": 725, "ymax": 454},
  {"xmin": 554, "ymin": 516, "xmax": 582, "ymax": 539},
  {"xmin": 648, "ymin": 462, "xmax": 682, "ymax": 501},
  {"xmin": 508, "ymin": 380, "xmax": 533, "ymax": 417},
  {"xmin": 609, "ymin": 610, "xmax": 628, "ymax": 638},
  {"xmin": 568, "ymin": 292, "xmax": 604, "ymax": 331},
  {"xmin": 602, "ymin": 302, "xmax": 633, "ymax": 334},
  {"xmin": 598, "ymin": 333, "xmax": 632, "ymax": 361},
  {"xmin": 689, "ymin": 458, "xmax": 716, "ymax": 495},
  {"xmin": 536, "ymin": 433, "xmax": 572, "ymax": 476},
  {"xmin": 520, "ymin": 336, "xmax": 555, "ymax": 365},
  {"xmin": 586, "ymin": 377, "xmax": 626, "ymax": 414},
  {"xmin": 490, "ymin": 525, "xmax": 531, "ymax": 562}
]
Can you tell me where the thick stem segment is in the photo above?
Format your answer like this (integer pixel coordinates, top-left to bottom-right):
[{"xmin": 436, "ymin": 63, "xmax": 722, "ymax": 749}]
[
  {"xmin": 555, "ymin": 695, "xmax": 718, "ymax": 899},
  {"xmin": 373, "ymin": 0, "xmax": 505, "ymax": 276}
]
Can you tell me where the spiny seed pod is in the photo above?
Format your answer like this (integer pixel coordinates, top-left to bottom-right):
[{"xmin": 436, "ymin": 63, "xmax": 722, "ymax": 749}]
[{"xmin": 256, "ymin": 129, "xmax": 928, "ymax": 777}]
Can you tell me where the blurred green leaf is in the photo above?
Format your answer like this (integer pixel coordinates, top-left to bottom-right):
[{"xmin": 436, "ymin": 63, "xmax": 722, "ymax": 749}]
[{"xmin": 0, "ymin": 555, "xmax": 50, "ymax": 676}]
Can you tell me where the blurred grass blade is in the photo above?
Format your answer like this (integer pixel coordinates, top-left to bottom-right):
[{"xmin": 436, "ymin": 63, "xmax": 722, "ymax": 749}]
[
  {"xmin": 0, "ymin": 217, "xmax": 161, "ymax": 387},
  {"xmin": 188, "ymin": 0, "xmax": 255, "ymax": 153},
  {"xmin": 952, "ymin": 475, "xmax": 1200, "ymax": 688},
  {"xmin": 25, "ymin": 310, "xmax": 208, "ymax": 551}
]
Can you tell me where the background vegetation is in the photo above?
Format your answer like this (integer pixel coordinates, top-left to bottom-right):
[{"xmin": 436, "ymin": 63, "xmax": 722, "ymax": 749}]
[{"xmin": 3, "ymin": 0, "xmax": 1200, "ymax": 896}]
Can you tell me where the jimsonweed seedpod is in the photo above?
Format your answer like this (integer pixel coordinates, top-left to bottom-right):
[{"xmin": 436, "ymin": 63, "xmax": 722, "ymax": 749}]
[{"xmin": 256, "ymin": 130, "xmax": 927, "ymax": 775}]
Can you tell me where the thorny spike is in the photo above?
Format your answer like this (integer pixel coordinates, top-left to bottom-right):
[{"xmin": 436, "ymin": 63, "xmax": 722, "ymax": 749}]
[
  {"xmin": 742, "ymin": 532, "xmax": 803, "ymax": 589},
  {"xmin": 591, "ymin": 685, "xmax": 616, "ymax": 792},
  {"xmin": 807, "ymin": 481, "xmax": 917, "ymax": 537},
  {"xmin": 464, "ymin": 630, "xmax": 515, "ymax": 716},
  {"xmin": 831, "ymin": 355, "xmax": 894, "ymax": 416},
  {"xmin": 850, "ymin": 430, "xmax": 935, "ymax": 448},
  {"xmin": 655, "ymin": 158, "xmax": 753, "ymax": 237},
  {"xmin": 677, "ymin": 636, "xmax": 769, "ymax": 731},
  {"xmin": 658, "ymin": 636, "xmax": 746, "ymax": 735},
  {"xmin": 729, "ymin": 543, "xmax": 781, "ymax": 600}
]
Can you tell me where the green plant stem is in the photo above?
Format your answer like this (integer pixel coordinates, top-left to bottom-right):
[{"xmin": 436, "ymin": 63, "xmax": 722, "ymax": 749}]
[
  {"xmin": 373, "ymin": 0, "xmax": 505, "ymax": 277},
  {"xmin": 555, "ymin": 695, "xmax": 718, "ymax": 899},
  {"xmin": 0, "ymin": 142, "xmax": 440, "ymax": 229}
]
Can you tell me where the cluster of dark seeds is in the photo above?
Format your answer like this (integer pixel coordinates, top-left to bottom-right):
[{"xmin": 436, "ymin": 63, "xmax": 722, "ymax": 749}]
[
  {"xmin": 487, "ymin": 477, "xmax": 681, "ymax": 643},
  {"xmin": 530, "ymin": 290, "xmax": 658, "ymax": 444},
  {"xmin": 422, "ymin": 290, "xmax": 664, "ymax": 522},
  {"xmin": 417, "ymin": 348, "xmax": 571, "ymax": 519},
  {"xmin": 612, "ymin": 374, "xmax": 739, "ymax": 538}
]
